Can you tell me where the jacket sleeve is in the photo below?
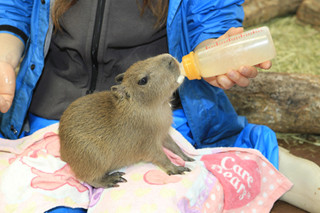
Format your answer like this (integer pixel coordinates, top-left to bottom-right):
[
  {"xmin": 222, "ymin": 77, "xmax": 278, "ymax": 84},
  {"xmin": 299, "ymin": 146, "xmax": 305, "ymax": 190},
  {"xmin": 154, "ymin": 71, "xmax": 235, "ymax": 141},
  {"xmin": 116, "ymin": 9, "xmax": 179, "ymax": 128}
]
[
  {"xmin": 172, "ymin": 0, "xmax": 248, "ymax": 149},
  {"xmin": 0, "ymin": 0, "xmax": 33, "ymax": 45},
  {"xmin": 185, "ymin": 0, "xmax": 244, "ymax": 50}
]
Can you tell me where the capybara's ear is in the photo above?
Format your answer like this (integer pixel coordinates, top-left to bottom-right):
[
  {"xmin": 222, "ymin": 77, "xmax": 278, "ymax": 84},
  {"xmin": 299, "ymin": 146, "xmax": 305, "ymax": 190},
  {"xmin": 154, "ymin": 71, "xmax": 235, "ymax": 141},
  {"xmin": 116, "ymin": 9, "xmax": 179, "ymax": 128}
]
[
  {"xmin": 115, "ymin": 73, "xmax": 125, "ymax": 83},
  {"xmin": 111, "ymin": 85, "xmax": 130, "ymax": 100}
]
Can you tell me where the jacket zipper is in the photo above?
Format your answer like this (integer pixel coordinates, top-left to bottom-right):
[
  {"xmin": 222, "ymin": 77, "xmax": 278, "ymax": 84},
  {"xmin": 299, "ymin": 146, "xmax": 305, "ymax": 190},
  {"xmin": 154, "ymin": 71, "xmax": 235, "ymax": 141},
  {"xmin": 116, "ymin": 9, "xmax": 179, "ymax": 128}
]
[{"xmin": 87, "ymin": 0, "xmax": 106, "ymax": 94}]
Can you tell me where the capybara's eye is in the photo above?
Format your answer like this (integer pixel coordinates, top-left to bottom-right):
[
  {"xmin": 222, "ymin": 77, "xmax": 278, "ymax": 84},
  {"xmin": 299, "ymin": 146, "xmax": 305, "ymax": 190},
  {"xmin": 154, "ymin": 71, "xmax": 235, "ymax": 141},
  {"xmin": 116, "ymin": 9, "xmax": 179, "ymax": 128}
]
[{"xmin": 138, "ymin": 76, "xmax": 148, "ymax": 85}]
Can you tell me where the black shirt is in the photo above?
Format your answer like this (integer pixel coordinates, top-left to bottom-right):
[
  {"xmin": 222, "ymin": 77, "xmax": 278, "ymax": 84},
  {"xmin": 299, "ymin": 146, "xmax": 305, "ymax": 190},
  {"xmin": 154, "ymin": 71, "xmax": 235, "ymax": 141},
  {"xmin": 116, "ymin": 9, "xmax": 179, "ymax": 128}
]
[{"xmin": 29, "ymin": 0, "xmax": 168, "ymax": 119}]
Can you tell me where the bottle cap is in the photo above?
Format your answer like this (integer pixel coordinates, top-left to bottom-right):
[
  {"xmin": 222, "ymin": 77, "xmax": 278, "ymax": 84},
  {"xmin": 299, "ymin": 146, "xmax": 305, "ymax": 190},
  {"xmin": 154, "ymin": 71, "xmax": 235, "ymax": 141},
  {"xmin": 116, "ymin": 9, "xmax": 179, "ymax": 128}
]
[{"xmin": 181, "ymin": 52, "xmax": 201, "ymax": 80}]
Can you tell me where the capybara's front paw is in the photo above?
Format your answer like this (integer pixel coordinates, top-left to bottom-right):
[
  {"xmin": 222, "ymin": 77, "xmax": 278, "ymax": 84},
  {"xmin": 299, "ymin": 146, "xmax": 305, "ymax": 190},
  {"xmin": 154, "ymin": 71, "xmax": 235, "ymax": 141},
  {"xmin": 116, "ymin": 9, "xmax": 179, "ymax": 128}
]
[
  {"xmin": 90, "ymin": 171, "xmax": 127, "ymax": 188},
  {"xmin": 184, "ymin": 155, "xmax": 195, "ymax": 162},
  {"xmin": 166, "ymin": 166, "xmax": 191, "ymax": 175},
  {"xmin": 103, "ymin": 171, "xmax": 127, "ymax": 188}
]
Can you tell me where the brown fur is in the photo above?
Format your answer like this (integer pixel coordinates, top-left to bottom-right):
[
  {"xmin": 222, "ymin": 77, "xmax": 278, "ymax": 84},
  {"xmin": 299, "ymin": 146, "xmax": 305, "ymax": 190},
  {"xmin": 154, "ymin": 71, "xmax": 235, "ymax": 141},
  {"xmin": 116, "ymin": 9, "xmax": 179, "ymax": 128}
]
[
  {"xmin": 59, "ymin": 54, "xmax": 193, "ymax": 188},
  {"xmin": 52, "ymin": 0, "xmax": 169, "ymax": 31}
]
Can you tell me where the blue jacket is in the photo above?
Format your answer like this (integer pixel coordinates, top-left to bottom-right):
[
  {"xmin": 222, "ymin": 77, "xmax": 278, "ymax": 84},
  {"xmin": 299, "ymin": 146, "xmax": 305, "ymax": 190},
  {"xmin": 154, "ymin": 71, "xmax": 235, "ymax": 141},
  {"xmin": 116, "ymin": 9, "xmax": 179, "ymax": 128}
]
[{"xmin": 0, "ymin": 0, "xmax": 244, "ymax": 139}]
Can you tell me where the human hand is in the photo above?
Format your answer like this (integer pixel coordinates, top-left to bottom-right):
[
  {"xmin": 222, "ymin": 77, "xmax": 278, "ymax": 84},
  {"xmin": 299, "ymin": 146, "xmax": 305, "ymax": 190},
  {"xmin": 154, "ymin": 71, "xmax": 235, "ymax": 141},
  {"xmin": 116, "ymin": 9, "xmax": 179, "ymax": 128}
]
[
  {"xmin": 202, "ymin": 27, "xmax": 272, "ymax": 89},
  {"xmin": 0, "ymin": 62, "xmax": 16, "ymax": 113}
]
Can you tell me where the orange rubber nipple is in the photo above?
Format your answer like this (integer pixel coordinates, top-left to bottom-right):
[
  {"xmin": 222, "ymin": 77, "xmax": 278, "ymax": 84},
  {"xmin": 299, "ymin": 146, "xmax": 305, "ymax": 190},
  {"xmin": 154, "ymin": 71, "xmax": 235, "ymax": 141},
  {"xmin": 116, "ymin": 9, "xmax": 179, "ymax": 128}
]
[{"xmin": 181, "ymin": 52, "xmax": 201, "ymax": 80}]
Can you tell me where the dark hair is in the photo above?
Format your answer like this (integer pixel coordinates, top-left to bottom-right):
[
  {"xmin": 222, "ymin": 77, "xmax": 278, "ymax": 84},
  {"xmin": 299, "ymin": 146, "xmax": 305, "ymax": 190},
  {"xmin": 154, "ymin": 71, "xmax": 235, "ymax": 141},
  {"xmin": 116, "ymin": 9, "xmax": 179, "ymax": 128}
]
[{"xmin": 52, "ymin": 0, "xmax": 169, "ymax": 31}]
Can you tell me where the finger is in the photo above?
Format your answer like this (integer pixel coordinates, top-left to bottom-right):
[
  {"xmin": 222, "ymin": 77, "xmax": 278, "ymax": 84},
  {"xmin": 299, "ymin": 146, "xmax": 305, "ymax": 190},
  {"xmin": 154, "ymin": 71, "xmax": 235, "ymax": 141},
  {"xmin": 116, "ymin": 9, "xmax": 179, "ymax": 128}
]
[
  {"xmin": 256, "ymin": 60, "xmax": 272, "ymax": 70},
  {"xmin": 218, "ymin": 27, "xmax": 244, "ymax": 41},
  {"xmin": 226, "ymin": 70, "xmax": 250, "ymax": 87},
  {"xmin": 203, "ymin": 76, "xmax": 222, "ymax": 88},
  {"xmin": 226, "ymin": 27, "xmax": 244, "ymax": 36},
  {"xmin": 0, "ymin": 62, "xmax": 16, "ymax": 113},
  {"xmin": 239, "ymin": 66, "xmax": 258, "ymax": 78},
  {"xmin": 0, "ymin": 96, "xmax": 11, "ymax": 113},
  {"xmin": 216, "ymin": 75, "xmax": 236, "ymax": 89}
]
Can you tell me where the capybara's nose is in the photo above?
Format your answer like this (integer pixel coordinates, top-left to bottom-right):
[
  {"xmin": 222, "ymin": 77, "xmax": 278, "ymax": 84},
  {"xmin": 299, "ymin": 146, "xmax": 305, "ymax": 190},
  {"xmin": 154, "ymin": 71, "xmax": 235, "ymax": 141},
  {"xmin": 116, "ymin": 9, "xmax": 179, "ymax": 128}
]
[{"xmin": 163, "ymin": 54, "xmax": 178, "ymax": 69}]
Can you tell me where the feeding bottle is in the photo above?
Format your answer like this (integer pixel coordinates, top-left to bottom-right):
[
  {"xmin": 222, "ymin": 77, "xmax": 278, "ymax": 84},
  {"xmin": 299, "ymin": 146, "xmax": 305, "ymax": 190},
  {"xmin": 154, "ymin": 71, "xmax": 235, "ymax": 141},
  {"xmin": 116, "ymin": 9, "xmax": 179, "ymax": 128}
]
[{"xmin": 179, "ymin": 26, "xmax": 276, "ymax": 80}]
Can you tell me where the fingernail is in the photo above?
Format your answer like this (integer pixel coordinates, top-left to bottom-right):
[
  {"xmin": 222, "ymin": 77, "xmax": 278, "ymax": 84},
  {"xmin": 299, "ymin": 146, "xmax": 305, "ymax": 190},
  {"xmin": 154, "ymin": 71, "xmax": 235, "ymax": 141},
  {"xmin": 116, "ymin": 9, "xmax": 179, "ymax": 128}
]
[
  {"xmin": 220, "ymin": 77, "xmax": 231, "ymax": 88},
  {"xmin": 228, "ymin": 70, "xmax": 237, "ymax": 79},
  {"xmin": 240, "ymin": 67, "xmax": 249, "ymax": 75}
]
